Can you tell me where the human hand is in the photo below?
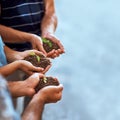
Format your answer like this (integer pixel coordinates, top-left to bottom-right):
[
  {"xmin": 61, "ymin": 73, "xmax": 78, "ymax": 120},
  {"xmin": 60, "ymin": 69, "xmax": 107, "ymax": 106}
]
[
  {"xmin": 42, "ymin": 33, "xmax": 65, "ymax": 58},
  {"xmin": 18, "ymin": 60, "xmax": 44, "ymax": 75},
  {"xmin": 8, "ymin": 73, "xmax": 44, "ymax": 97},
  {"xmin": 18, "ymin": 50, "xmax": 52, "ymax": 74},
  {"xmin": 30, "ymin": 34, "xmax": 47, "ymax": 55},
  {"xmin": 34, "ymin": 84, "xmax": 63, "ymax": 103}
]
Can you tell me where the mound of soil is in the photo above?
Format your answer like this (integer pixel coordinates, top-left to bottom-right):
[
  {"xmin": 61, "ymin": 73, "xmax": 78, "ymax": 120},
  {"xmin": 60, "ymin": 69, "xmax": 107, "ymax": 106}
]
[
  {"xmin": 42, "ymin": 38, "xmax": 60, "ymax": 53},
  {"xmin": 35, "ymin": 77, "xmax": 59, "ymax": 92},
  {"xmin": 24, "ymin": 53, "xmax": 50, "ymax": 69}
]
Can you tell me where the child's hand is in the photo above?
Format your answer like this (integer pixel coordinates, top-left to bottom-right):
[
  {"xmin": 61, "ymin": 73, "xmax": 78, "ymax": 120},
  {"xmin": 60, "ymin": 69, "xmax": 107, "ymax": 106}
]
[{"xmin": 18, "ymin": 60, "xmax": 44, "ymax": 75}]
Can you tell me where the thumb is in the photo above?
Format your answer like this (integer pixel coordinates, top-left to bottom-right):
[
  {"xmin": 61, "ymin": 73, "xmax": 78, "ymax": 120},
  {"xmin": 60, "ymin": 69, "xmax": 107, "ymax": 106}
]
[
  {"xmin": 37, "ymin": 45, "xmax": 47, "ymax": 55},
  {"xmin": 26, "ymin": 73, "xmax": 40, "ymax": 88}
]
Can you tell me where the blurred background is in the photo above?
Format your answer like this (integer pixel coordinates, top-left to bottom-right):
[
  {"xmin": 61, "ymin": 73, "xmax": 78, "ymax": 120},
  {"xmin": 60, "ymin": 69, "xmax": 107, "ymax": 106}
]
[{"xmin": 43, "ymin": 0, "xmax": 120, "ymax": 120}]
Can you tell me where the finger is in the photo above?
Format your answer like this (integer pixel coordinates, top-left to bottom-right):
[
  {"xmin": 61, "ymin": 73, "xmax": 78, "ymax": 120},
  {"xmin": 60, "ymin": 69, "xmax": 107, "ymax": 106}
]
[
  {"xmin": 30, "ymin": 73, "xmax": 40, "ymax": 80},
  {"xmin": 56, "ymin": 92, "xmax": 62, "ymax": 101},
  {"xmin": 51, "ymin": 53, "xmax": 58, "ymax": 58},
  {"xmin": 47, "ymin": 49, "xmax": 55, "ymax": 57},
  {"xmin": 54, "ymin": 50, "xmax": 60, "ymax": 57},
  {"xmin": 33, "ymin": 66, "xmax": 44, "ymax": 72},
  {"xmin": 58, "ymin": 42, "xmax": 65, "ymax": 53},
  {"xmin": 42, "ymin": 64, "xmax": 52, "ymax": 74},
  {"xmin": 37, "ymin": 45, "xmax": 47, "ymax": 55},
  {"xmin": 33, "ymin": 49, "xmax": 46, "ymax": 57},
  {"xmin": 56, "ymin": 84, "xmax": 64, "ymax": 92},
  {"xmin": 39, "ymin": 73, "xmax": 45, "ymax": 78},
  {"xmin": 57, "ymin": 49, "xmax": 64, "ymax": 54}
]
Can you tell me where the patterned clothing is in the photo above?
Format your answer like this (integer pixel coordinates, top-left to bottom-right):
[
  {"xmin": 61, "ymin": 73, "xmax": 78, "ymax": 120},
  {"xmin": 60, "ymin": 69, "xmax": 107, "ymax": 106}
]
[{"xmin": 0, "ymin": 0, "xmax": 45, "ymax": 51}]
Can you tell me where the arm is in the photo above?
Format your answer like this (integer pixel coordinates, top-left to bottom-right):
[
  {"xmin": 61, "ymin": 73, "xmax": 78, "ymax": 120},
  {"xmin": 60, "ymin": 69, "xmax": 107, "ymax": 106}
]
[
  {"xmin": 8, "ymin": 73, "xmax": 44, "ymax": 98},
  {"xmin": 0, "ymin": 59, "xmax": 44, "ymax": 77},
  {"xmin": 4, "ymin": 47, "xmax": 51, "ymax": 74},
  {"xmin": 0, "ymin": 24, "xmax": 32, "ymax": 43},
  {"xmin": 0, "ymin": 60, "xmax": 22, "ymax": 77},
  {"xmin": 0, "ymin": 25, "xmax": 46, "ymax": 54},
  {"xmin": 22, "ymin": 84, "xmax": 63, "ymax": 120},
  {"xmin": 41, "ymin": 0, "xmax": 64, "ymax": 58},
  {"xmin": 41, "ymin": 0, "xmax": 57, "ymax": 35}
]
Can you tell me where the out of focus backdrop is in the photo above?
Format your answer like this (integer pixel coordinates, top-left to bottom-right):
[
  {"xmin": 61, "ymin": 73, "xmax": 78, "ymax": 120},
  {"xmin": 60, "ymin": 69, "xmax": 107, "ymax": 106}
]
[{"xmin": 43, "ymin": 0, "xmax": 120, "ymax": 120}]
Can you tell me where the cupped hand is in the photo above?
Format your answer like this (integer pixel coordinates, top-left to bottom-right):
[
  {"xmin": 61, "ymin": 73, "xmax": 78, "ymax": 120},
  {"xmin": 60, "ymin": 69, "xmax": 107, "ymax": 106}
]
[
  {"xmin": 34, "ymin": 84, "xmax": 63, "ymax": 103},
  {"xmin": 30, "ymin": 34, "xmax": 47, "ymax": 55},
  {"xmin": 42, "ymin": 33, "xmax": 65, "ymax": 58},
  {"xmin": 18, "ymin": 60, "xmax": 44, "ymax": 75}
]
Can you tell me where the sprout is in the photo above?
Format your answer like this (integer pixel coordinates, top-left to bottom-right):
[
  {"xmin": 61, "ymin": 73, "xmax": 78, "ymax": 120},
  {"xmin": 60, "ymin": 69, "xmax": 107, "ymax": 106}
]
[
  {"xmin": 30, "ymin": 51, "xmax": 36, "ymax": 56},
  {"xmin": 42, "ymin": 38, "xmax": 53, "ymax": 48},
  {"xmin": 36, "ymin": 55, "xmax": 40, "ymax": 62},
  {"xmin": 43, "ymin": 77, "xmax": 47, "ymax": 83}
]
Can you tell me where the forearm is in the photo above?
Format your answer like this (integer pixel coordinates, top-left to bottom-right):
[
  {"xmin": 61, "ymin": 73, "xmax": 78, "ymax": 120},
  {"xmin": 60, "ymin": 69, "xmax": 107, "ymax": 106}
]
[
  {"xmin": 8, "ymin": 81, "xmax": 23, "ymax": 97},
  {"xmin": 0, "ymin": 24, "xmax": 32, "ymax": 43},
  {"xmin": 4, "ymin": 46, "xmax": 22, "ymax": 62},
  {"xmin": 22, "ymin": 97, "xmax": 44, "ymax": 120},
  {"xmin": 41, "ymin": 0, "xmax": 57, "ymax": 36},
  {"xmin": 0, "ymin": 61, "xmax": 20, "ymax": 77}
]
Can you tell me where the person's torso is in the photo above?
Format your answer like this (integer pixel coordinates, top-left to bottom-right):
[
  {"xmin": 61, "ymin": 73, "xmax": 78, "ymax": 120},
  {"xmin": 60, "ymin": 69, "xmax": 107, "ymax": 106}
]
[
  {"xmin": 0, "ymin": 0, "xmax": 45, "ymax": 51},
  {"xmin": 0, "ymin": 0, "xmax": 45, "ymax": 35}
]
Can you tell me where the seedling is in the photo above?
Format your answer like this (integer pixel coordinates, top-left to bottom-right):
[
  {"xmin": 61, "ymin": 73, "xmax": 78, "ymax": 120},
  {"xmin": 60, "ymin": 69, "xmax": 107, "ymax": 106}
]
[
  {"xmin": 29, "ymin": 52, "xmax": 41, "ymax": 62},
  {"xmin": 30, "ymin": 51, "xmax": 36, "ymax": 56},
  {"xmin": 43, "ymin": 77, "xmax": 47, "ymax": 83},
  {"xmin": 42, "ymin": 38, "xmax": 53, "ymax": 48}
]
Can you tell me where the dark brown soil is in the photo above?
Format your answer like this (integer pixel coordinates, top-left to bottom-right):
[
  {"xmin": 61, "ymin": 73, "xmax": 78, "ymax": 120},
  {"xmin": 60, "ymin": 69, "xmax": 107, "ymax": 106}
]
[
  {"xmin": 42, "ymin": 38, "xmax": 60, "ymax": 53},
  {"xmin": 35, "ymin": 77, "xmax": 60, "ymax": 92},
  {"xmin": 24, "ymin": 54, "xmax": 51, "ymax": 69}
]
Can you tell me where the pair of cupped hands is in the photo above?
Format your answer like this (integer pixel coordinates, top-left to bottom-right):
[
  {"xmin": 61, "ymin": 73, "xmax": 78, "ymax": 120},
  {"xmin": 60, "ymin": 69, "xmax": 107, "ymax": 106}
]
[{"xmin": 16, "ymin": 33, "xmax": 65, "ymax": 75}]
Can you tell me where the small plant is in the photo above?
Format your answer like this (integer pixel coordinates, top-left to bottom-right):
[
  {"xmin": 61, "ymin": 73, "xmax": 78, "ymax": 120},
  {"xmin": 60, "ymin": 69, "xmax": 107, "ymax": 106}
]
[
  {"xmin": 42, "ymin": 38, "xmax": 53, "ymax": 48},
  {"xmin": 29, "ymin": 52, "xmax": 41, "ymax": 62},
  {"xmin": 43, "ymin": 77, "xmax": 47, "ymax": 83},
  {"xmin": 30, "ymin": 51, "xmax": 36, "ymax": 56},
  {"xmin": 36, "ymin": 55, "xmax": 40, "ymax": 62}
]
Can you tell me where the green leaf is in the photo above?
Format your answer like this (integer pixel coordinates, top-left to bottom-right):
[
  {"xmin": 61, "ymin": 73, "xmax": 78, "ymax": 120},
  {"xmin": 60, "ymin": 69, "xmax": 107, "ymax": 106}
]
[
  {"xmin": 43, "ymin": 77, "xmax": 47, "ymax": 83},
  {"xmin": 42, "ymin": 38, "xmax": 53, "ymax": 47},
  {"xmin": 48, "ymin": 42, "xmax": 52, "ymax": 48},
  {"xmin": 36, "ymin": 55, "xmax": 40, "ymax": 62},
  {"xmin": 30, "ymin": 52, "xmax": 35, "ymax": 56},
  {"xmin": 42, "ymin": 38, "xmax": 50, "ymax": 43}
]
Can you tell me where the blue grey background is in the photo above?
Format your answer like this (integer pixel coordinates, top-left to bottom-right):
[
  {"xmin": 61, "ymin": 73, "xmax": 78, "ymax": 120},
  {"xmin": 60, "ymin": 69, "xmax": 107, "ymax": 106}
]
[{"xmin": 43, "ymin": 0, "xmax": 120, "ymax": 120}]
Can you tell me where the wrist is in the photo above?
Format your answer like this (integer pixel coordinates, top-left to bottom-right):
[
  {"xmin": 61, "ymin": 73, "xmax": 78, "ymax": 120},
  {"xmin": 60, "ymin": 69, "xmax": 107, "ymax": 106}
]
[
  {"xmin": 33, "ymin": 93, "xmax": 45, "ymax": 105},
  {"xmin": 14, "ymin": 60, "xmax": 23, "ymax": 69}
]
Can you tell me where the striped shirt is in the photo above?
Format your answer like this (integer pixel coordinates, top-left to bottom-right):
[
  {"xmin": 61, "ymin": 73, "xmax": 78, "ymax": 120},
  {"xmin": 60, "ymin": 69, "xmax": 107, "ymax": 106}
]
[{"xmin": 0, "ymin": 0, "xmax": 45, "ymax": 51}]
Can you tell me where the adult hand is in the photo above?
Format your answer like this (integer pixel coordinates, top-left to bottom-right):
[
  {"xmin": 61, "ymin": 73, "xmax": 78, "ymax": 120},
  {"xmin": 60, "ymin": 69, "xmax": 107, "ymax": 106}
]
[
  {"xmin": 8, "ymin": 73, "xmax": 44, "ymax": 97},
  {"xmin": 30, "ymin": 34, "xmax": 47, "ymax": 55},
  {"xmin": 18, "ymin": 60, "xmax": 44, "ymax": 75},
  {"xmin": 17, "ymin": 50, "xmax": 52, "ymax": 74},
  {"xmin": 42, "ymin": 33, "xmax": 65, "ymax": 58},
  {"xmin": 18, "ymin": 49, "xmax": 46, "ymax": 59},
  {"xmin": 34, "ymin": 84, "xmax": 63, "ymax": 103}
]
